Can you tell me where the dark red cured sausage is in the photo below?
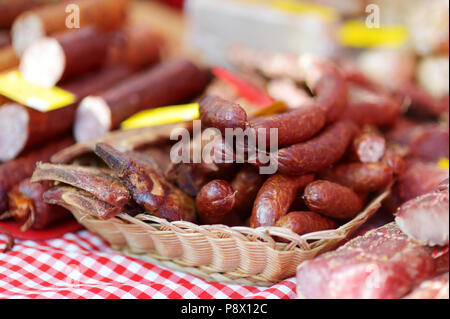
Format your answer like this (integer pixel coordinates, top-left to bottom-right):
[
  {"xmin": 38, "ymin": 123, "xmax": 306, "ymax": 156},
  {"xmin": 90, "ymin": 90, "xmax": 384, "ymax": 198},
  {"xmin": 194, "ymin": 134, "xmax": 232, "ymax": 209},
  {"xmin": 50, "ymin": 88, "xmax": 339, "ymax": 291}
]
[
  {"xmin": 74, "ymin": 59, "xmax": 211, "ymax": 142},
  {"xmin": 249, "ymin": 106, "xmax": 326, "ymax": 147},
  {"xmin": 20, "ymin": 26, "xmax": 109, "ymax": 87},
  {"xmin": 0, "ymin": 137, "xmax": 73, "ymax": 213},
  {"xmin": 342, "ymin": 81, "xmax": 402, "ymax": 127},
  {"xmin": 198, "ymin": 95, "xmax": 248, "ymax": 134},
  {"xmin": 195, "ymin": 180, "xmax": 236, "ymax": 225},
  {"xmin": 274, "ymin": 120, "xmax": 358, "ymax": 176},
  {"xmin": 11, "ymin": 0, "xmax": 130, "ymax": 56},
  {"xmin": 319, "ymin": 151, "xmax": 403, "ymax": 193},
  {"xmin": 7, "ymin": 179, "xmax": 71, "ymax": 230},
  {"xmin": 303, "ymin": 180, "xmax": 366, "ymax": 219},
  {"xmin": 275, "ymin": 211, "xmax": 336, "ymax": 235},
  {"xmin": 230, "ymin": 165, "xmax": 265, "ymax": 220},
  {"xmin": 250, "ymin": 173, "xmax": 315, "ymax": 228}
]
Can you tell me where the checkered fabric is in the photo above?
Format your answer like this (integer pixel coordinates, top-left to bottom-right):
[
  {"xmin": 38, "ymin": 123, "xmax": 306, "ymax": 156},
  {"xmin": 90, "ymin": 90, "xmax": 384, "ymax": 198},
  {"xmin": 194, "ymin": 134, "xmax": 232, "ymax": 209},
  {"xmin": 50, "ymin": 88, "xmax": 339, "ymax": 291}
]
[{"xmin": 0, "ymin": 230, "xmax": 297, "ymax": 299}]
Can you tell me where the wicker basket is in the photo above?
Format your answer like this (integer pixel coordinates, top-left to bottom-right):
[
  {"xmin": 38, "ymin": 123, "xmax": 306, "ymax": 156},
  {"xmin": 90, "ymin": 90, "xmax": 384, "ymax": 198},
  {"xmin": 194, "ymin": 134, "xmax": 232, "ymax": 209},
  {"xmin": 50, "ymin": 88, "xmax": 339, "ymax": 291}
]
[{"xmin": 66, "ymin": 188, "xmax": 390, "ymax": 286}]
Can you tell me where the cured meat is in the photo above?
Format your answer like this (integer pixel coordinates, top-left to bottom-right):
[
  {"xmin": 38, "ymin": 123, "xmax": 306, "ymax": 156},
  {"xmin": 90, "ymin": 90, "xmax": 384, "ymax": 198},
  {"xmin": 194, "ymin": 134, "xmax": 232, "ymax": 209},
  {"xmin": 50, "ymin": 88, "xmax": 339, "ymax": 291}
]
[
  {"xmin": 0, "ymin": 137, "xmax": 73, "ymax": 213},
  {"xmin": 250, "ymin": 173, "xmax": 315, "ymax": 227},
  {"xmin": 74, "ymin": 59, "xmax": 211, "ymax": 142},
  {"xmin": 30, "ymin": 163, "xmax": 131, "ymax": 208},
  {"xmin": 0, "ymin": 65, "xmax": 134, "ymax": 162},
  {"xmin": 94, "ymin": 143, "xmax": 196, "ymax": 222},
  {"xmin": 275, "ymin": 211, "xmax": 336, "ymax": 236},
  {"xmin": 395, "ymin": 160, "xmax": 449, "ymax": 203},
  {"xmin": 395, "ymin": 179, "xmax": 449, "ymax": 246},
  {"xmin": 11, "ymin": 0, "xmax": 129, "ymax": 56},
  {"xmin": 404, "ymin": 273, "xmax": 449, "ymax": 299},
  {"xmin": 297, "ymin": 223, "xmax": 447, "ymax": 299},
  {"xmin": 43, "ymin": 186, "xmax": 122, "ymax": 220},
  {"xmin": 7, "ymin": 178, "xmax": 71, "ymax": 230}
]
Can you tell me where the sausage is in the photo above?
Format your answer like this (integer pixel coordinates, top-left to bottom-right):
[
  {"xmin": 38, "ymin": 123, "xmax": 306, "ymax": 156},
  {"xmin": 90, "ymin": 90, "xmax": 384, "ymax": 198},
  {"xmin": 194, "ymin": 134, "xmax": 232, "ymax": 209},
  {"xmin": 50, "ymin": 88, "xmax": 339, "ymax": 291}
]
[
  {"xmin": 250, "ymin": 173, "xmax": 315, "ymax": 228},
  {"xmin": 342, "ymin": 82, "xmax": 402, "ymax": 127},
  {"xmin": 7, "ymin": 178, "xmax": 71, "ymax": 230},
  {"xmin": 0, "ymin": 0, "xmax": 44, "ymax": 28},
  {"xmin": 195, "ymin": 180, "xmax": 236, "ymax": 225},
  {"xmin": 74, "ymin": 59, "xmax": 211, "ymax": 142},
  {"xmin": 105, "ymin": 22, "xmax": 163, "ymax": 70},
  {"xmin": 274, "ymin": 120, "xmax": 358, "ymax": 176},
  {"xmin": 229, "ymin": 50, "xmax": 348, "ymax": 124},
  {"xmin": 30, "ymin": 163, "xmax": 131, "ymax": 208},
  {"xmin": 249, "ymin": 106, "xmax": 326, "ymax": 147},
  {"xmin": 395, "ymin": 179, "xmax": 449, "ymax": 246},
  {"xmin": 20, "ymin": 22, "xmax": 163, "ymax": 88},
  {"xmin": 11, "ymin": 0, "xmax": 130, "ymax": 56},
  {"xmin": 303, "ymin": 180, "xmax": 365, "ymax": 219},
  {"xmin": 51, "ymin": 122, "xmax": 191, "ymax": 164},
  {"xmin": 43, "ymin": 186, "xmax": 122, "ymax": 220},
  {"xmin": 387, "ymin": 120, "xmax": 449, "ymax": 162},
  {"xmin": 351, "ymin": 132, "xmax": 386, "ymax": 163},
  {"xmin": 395, "ymin": 160, "xmax": 449, "ymax": 203},
  {"xmin": 95, "ymin": 143, "xmax": 196, "ymax": 222},
  {"xmin": 296, "ymin": 223, "xmax": 446, "ymax": 299},
  {"xmin": 399, "ymin": 82, "xmax": 449, "ymax": 118},
  {"xmin": 20, "ymin": 26, "xmax": 109, "ymax": 87},
  {"xmin": 230, "ymin": 165, "xmax": 265, "ymax": 220},
  {"xmin": 298, "ymin": 55, "xmax": 348, "ymax": 123},
  {"xmin": 0, "ymin": 46, "xmax": 18, "ymax": 72},
  {"xmin": 319, "ymin": 159, "xmax": 394, "ymax": 193},
  {"xmin": 275, "ymin": 211, "xmax": 336, "ymax": 235},
  {"xmin": 198, "ymin": 95, "xmax": 248, "ymax": 134},
  {"xmin": 0, "ymin": 137, "xmax": 73, "ymax": 213},
  {"xmin": 0, "ymin": 65, "xmax": 134, "ymax": 162}
]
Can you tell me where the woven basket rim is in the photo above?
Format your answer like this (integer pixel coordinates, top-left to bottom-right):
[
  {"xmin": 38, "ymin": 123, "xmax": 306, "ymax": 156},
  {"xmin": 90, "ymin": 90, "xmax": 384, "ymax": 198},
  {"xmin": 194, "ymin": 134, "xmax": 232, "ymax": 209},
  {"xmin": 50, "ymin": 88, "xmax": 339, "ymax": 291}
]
[{"xmin": 67, "ymin": 187, "xmax": 390, "ymax": 286}]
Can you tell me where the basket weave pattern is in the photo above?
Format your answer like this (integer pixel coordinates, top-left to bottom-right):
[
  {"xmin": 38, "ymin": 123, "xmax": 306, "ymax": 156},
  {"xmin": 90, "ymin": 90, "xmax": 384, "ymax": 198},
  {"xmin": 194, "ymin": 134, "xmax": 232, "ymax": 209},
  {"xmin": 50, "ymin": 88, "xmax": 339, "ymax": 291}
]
[{"xmin": 68, "ymin": 189, "xmax": 390, "ymax": 286}]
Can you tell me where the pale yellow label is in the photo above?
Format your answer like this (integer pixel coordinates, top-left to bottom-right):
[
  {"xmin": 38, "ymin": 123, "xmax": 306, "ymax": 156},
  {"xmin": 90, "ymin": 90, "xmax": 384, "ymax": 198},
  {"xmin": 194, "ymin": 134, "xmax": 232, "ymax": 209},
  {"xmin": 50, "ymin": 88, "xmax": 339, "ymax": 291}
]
[
  {"xmin": 338, "ymin": 20, "xmax": 409, "ymax": 48},
  {"xmin": 0, "ymin": 70, "xmax": 75, "ymax": 112},
  {"xmin": 121, "ymin": 103, "xmax": 200, "ymax": 130},
  {"xmin": 437, "ymin": 158, "xmax": 449, "ymax": 170}
]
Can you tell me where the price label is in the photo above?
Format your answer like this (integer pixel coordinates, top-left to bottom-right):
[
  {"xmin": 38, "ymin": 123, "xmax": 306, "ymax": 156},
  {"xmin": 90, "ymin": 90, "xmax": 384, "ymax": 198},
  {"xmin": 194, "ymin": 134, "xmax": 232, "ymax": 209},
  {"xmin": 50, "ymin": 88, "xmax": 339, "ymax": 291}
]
[
  {"xmin": 0, "ymin": 70, "xmax": 75, "ymax": 112},
  {"xmin": 338, "ymin": 20, "xmax": 409, "ymax": 48},
  {"xmin": 121, "ymin": 103, "xmax": 200, "ymax": 130}
]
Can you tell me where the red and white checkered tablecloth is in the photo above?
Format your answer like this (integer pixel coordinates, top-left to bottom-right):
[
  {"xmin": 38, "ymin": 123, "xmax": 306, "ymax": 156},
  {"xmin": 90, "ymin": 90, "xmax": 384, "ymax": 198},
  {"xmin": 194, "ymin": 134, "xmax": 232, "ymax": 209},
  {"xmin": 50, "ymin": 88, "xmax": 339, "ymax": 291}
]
[{"xmin": 0, "ymin": 229, "xmax": 297, "ymax": 299}]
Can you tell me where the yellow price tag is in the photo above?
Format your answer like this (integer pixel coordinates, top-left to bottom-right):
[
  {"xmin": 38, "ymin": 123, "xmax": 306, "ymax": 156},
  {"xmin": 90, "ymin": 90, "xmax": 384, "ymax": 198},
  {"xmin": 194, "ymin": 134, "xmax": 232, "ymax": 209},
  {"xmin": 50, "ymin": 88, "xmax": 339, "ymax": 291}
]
[
  {"xmin": 0, "ymin": 70, "xmax": 75, "ymax": 112},
  {"xmin": 437, "ymin": 158, "xmax": 449, "ymax": 170},
  {"xmin": 121, "ymin": 103, "xmax": 200, "ymax": 130},
  {"xmin": 338, "ymin": 20, "xmax": 409, "ymax": 48}
]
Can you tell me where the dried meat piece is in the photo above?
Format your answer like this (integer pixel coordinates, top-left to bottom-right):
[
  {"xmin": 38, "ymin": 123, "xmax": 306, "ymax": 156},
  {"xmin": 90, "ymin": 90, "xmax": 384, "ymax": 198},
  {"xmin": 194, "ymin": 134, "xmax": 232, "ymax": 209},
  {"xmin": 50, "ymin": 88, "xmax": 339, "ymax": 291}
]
[
  {"xmin": 95, "ymin": 143, "xmax": 196, "ymax": 222},
  {"xmin": 297, "ymin": 223, "xmax": 446, "ymax": 299},
  {"xmin": 31, "ymin": 163, "xmax": 131, "ymax": 208}
]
